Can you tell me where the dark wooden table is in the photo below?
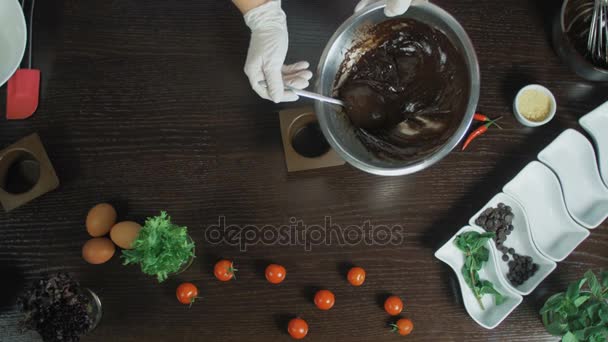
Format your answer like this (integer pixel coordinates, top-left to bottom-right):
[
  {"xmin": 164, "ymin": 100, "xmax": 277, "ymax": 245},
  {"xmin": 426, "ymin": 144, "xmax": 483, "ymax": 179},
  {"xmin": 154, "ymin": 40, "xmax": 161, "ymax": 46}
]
[{"xmin": 1, "ymin": 0, "xmax": 607, "ymax": 341}]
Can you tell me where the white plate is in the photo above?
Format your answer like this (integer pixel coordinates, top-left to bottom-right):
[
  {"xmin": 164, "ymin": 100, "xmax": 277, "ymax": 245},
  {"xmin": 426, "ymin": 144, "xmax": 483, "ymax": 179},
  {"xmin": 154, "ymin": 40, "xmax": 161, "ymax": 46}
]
[
  {"xmin": 435, "ymin": 226, "xmax": 523, "ymax": 329},
  {"xmin": 580, "ymin": 101, "xmax": 608, "ymax": 188},
  {"xmin": 469, "ymin": 193, "xmax": 556, "ymax": 295},
  {"xmin": 0, "ymin": 0, "xmax": 27, "ymax": 87},
  {"xmin": 503, "ymin": 161, "xmax": 589, "ymax": 261},
  {"xmin": 538, "ymin": 129, "xmax": 608, "ymax": 229}
]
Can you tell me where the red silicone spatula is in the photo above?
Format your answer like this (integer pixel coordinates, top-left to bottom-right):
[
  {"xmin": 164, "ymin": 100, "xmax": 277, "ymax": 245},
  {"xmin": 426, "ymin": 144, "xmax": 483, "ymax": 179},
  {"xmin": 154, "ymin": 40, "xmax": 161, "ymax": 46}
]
[{"xmin": 7, "ymin": 0, "xmax": 39, "ymax": 120}]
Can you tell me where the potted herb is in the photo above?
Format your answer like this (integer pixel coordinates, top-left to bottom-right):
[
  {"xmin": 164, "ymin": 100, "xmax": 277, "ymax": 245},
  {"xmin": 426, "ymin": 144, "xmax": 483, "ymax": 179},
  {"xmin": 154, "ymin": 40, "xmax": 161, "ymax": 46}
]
[
  {"xmin": 18, "ymin": 273, "xmax": 101, "ymax": 342},
  {"xmin": 540, "ymin": 270, "xmax": 608, "ymax": 342},
  {"xmin": 122, "ymin": 211, "xmax": 195, "ymax": 282}
]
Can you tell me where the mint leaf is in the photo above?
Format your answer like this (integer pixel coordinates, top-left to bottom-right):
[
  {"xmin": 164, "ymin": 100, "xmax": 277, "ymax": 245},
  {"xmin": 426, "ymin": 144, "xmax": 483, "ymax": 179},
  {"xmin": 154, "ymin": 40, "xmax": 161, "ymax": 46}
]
[
  {"xmin": 599, "ymin": 307, "xmax": 608, "ymax": 324},
  {"xmin": 585, "ymin": 270, "xmax": 602, "ymax": 298},
  {"xmin": 562, "ymin": 331, "xmax": 578, "ymax": 342},
  {"xmin": 600, "ymin": 270, "xmax": 608, "ymax": 288},
  {"xmin": 574, "ymin": 295, "xmax": 590, "ymax": 308},
  {"xmin": 567, "ymin": 278, "xmax": 587, "ymax": 300},
  {"xmin": 455, "ymin": 231, "xmax": 503, "ymax": 310},
  {"xmin": 477, "ymin": 246, "xmax": 489, "ymax": 263},
  {"xmin": 586, "ymin": 302, "xmax": 601, "ymax": 321},
  {"xmin": 546, "ymin": 320, "xmax": 569, "ymax": 335},
  {"xmin": 479, "ymin": 280, "xmax": 506, "ymax": 305}
]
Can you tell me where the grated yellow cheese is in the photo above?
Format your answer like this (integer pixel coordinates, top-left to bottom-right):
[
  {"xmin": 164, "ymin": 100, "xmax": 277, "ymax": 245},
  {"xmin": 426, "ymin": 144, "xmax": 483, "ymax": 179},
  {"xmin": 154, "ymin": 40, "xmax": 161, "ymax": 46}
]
[{"xmin": 517, "ymin": 89, "xmax": 552, "ymax": 122}]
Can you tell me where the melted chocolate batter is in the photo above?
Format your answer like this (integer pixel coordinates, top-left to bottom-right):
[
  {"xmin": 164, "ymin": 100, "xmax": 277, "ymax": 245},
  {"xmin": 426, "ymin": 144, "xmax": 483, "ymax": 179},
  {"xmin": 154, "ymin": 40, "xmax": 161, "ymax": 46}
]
[{"xmin": 337, "ymin": 19, "xmax": 470, "ymax": 160}]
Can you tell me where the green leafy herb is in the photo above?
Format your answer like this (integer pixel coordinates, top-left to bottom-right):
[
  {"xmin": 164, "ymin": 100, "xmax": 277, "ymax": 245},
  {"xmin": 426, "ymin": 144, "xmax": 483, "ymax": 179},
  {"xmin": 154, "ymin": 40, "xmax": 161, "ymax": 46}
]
[
  {"xmin": 540, "ymin": 270, "xmax": 608, "ymax": 342},
  {"xmin": 122, "ymin": 211, "xmax": 195, "ymax": 282},
  {"xmin": 454, "ymin": 231, "xmax": 505, "ymax": 310}
]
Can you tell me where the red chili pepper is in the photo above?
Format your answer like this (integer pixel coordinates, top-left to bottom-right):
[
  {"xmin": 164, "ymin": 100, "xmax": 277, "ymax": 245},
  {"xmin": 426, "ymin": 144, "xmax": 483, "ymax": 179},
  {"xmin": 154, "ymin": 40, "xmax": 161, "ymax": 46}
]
[
  {"xmin": 474, "ymin": 113, "xmax": 490, "ymax": 122},
  {"xmin": 462, "ymin": 117, "xmax": 502, "ymax": 151},
  {"xmin": 474, "ymin": 113, "xmax": 503, "ymax": 129}
]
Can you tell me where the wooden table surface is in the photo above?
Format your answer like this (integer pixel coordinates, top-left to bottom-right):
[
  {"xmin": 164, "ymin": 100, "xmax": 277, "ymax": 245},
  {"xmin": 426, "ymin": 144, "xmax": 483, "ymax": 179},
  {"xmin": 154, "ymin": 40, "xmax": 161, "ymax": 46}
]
[{"xmin": 1, "ymin": 0, "xmax": 607, "ymax": 341}]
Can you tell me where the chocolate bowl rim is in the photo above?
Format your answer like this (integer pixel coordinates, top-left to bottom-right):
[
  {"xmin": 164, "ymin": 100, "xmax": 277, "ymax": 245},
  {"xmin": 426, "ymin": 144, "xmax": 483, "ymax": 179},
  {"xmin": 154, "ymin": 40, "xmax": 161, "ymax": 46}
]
[{"xmin": 314, "ymin": 1, "xmax": 480, "ymax": 176}]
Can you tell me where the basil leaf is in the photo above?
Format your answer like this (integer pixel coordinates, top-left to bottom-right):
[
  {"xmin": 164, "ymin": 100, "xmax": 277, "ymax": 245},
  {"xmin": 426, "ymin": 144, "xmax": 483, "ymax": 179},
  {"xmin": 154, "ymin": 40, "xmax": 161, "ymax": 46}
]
[
  {"xmin": 562, "ymin": 331, "xmax": 578, "ymax": 342},
  {"xmin": 585, "ymin": 270, "xmax": 602, "ymax": 298}
]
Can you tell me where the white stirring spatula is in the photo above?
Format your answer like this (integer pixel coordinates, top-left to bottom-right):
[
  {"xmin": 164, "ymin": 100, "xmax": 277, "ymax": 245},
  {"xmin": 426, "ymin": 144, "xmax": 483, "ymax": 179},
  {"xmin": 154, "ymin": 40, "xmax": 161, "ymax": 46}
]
[{"xmin": 285, "ymin": 85, "xmax": 345, "ymax": 106}]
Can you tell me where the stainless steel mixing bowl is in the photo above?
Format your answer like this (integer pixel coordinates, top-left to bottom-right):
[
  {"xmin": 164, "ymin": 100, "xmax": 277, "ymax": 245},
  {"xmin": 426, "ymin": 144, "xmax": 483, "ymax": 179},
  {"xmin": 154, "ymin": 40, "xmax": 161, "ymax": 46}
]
[
  {"xmin": 315, "ymin": 1, "xmax": 480, "ymax": 176},
  {"xmin": 552, "ymin": 0, "xmax": 608, "ymax": 82}
]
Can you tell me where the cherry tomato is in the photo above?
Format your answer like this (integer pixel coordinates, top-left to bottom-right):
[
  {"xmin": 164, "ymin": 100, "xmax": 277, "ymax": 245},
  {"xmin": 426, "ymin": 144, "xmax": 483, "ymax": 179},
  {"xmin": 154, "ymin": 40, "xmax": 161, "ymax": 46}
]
[
  {"xmin": 265, "ymin": 264, "xmax": 286, "ymax": 284},
  {"xmin": 314, "ymin": 290, "xmax": 335, "ymax": 310},
  {"xmin": 288, "ymin": 317, "xmax": 308, "ymax": 339},
  {"xmin": 176, "ymin": 282, "xmax": 199, "ymax": 306},
  {"xmin": 214, "ymin": 259, "xmax": 237, "ymax": 281},
  {"xmin": 391, "ymin": 318, "xmax": 414, "ymax": 336},
  {"xmin": 384, "ymin": 296, "xmax": 403, "ymax": 316},
  {"xmin": 347, "ymin": 266, "xmax": 366, "ymax": 286}
]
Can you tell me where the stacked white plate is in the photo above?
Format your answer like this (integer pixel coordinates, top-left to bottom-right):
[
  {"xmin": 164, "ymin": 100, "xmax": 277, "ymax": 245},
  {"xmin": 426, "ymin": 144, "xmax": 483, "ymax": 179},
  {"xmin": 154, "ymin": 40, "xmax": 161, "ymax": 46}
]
[{"xmin": 435, "ymin": 101, "xmax": 608, "ymax": 329}]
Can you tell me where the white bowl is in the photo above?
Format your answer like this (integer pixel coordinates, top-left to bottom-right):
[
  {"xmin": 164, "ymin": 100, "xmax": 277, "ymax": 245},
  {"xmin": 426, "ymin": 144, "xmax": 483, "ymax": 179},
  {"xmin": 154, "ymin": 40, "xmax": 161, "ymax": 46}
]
[
  {"xmin": 538, "ymin": 129, "xmax": 608, "ymax": 229},
  {"xmin": 0, "ymin": 0, "xmax": 27, "ymax": 87},
  {"xmin": 503, "ymin": 161, "xmax": 589, "ymax": 261},
  {"xmin": 435, "ymin": 226, "xmax": 523, "ymax": 329},
  {"xmin": 513, "ymin": 85, "xmax": 557, "ymax": 127},
  {"xmin": 469, "ymin": 193, "xmax": 557, "ymax": 296},
  {"xmin": 580, "ymin": 101, "xmax": 608, "ymax": 188}
]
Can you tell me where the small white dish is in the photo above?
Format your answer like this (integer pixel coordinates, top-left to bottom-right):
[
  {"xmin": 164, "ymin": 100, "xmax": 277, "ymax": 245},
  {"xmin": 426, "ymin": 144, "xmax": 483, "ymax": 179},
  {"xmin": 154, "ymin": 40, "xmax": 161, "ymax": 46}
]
[
  {"xmin": 503, "ymin": 161, "xmax": 589, "ymax": 262},
  {"xmin": 538, "ymin": 129, "xmax": 608, "ymax": 229},
  {"xmin": 513, "ymin": 85, "xmax": 557, "ymax": 127},
  {"xmin": 469, "ymin": 193, "xmax": 557, "ymax": 296},
  {"xmin": 580, "ymin": 101, "xmax": 608, "ymax": 188},
  {"xmin": 435, "ymin": 226, "xmax": 523, "ymax": 329}
]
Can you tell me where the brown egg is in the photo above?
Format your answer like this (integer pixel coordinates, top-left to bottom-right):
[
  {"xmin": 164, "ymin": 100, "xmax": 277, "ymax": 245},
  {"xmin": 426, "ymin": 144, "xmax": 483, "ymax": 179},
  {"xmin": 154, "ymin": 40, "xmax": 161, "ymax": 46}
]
[
  {"xmin": 82, "ymin": 237, "xmax": 115, "ymax": 264},
  {"xmin": 86, "ymin": 203, "xmax": 117, "ymax": 237},
  {"xmin": 110, "ymin": 221, "xmax": 142, "ymax": 249}
]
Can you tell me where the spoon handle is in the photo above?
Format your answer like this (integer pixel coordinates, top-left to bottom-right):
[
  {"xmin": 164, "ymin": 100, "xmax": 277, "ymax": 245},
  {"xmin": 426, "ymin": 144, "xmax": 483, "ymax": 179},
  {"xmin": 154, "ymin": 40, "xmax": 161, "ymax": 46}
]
[{"xmin": 287, "ymin": 86, "xmax": 345, "ymax": 107}]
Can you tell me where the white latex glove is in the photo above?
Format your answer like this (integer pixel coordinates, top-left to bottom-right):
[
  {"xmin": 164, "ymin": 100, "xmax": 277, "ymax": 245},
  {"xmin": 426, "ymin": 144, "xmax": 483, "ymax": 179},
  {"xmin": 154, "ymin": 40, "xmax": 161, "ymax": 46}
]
[
  {"xmin": 355, "ymin": 0, "xmax": 413, "ymax": 17},
  {"xmin": 243, "ymin": 1, "xmax": 312, "ymax": 103}
]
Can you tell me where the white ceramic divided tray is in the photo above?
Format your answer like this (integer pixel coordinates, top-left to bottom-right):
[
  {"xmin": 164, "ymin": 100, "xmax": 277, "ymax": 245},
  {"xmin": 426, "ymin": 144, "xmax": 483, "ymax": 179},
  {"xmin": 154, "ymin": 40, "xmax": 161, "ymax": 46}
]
[
  {"xmin": 469, "ymin": 193, "xmax": 556, "ymax": 296},
  {"xmin": 503, "ymin": 161, "xmax": 590, "ymax": 261},
  {"xmin": 538, "ymin": 129, "xmax": 608, "ymax": 229},
  {"xmin": 435, "ymin": 226, "xmax": 523, "ymax": 330},
  {"xmin": 580, "ymin": 101, "xmax": 608, "ymax": 188}
]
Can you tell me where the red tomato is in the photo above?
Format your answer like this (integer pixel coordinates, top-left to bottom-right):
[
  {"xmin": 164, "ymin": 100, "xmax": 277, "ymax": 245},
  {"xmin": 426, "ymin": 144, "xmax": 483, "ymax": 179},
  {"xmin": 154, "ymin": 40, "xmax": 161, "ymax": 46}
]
[
  {"xmin": 347, "ymin": 267, "xmax": 366, "ymax": 286},
  {"xmin": 314, "ymin": 290, "xmax": 335, "ymax": 310},
  {"xmin": 214, "ymin": 259, "xmax": 237, "ymax": 281},
  {"xmin": 391, "ymin": 318, "xmax": 414, "ymax": 336},
  {"xmin": 384, "ymin": 296, "xmax": 403, "ymax": 316},
  {"xmin": 288, "ymin": 317, "xmax": 308, "ymax": 339},
  {"xmin": 176, "ymin": 282, "xmax": 199, "ymax": 305},
  {"xmin": 265, "ymin": 264, "xmax": 286, "ymax": 284}
]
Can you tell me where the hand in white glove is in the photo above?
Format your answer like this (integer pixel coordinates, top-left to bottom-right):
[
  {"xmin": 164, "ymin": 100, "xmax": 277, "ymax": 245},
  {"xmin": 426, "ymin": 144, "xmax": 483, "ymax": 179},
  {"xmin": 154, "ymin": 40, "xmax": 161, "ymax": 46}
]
[
  {"xmin": 355, "ymin": 0, "xmax": 413, "ymax": 17},
  {"xmin": 243, "ymin": 1, "xmax": 312, "ymax": 103}
]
